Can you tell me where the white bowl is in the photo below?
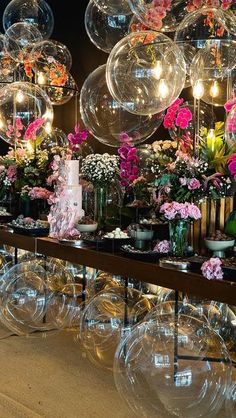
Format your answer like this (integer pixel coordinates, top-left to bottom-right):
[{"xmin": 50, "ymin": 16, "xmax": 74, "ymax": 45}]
[
  {"xmin": 204, "ymin": 238, "xmax": 235, "ymax": 257},
  {"xmin": 76, "ymin": 223, "xmax": 98, "ymax": 233}
]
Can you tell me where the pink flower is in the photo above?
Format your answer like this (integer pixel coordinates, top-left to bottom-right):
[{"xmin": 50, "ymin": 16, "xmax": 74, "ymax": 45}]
[
  {"xmin": 24, "ymin": 118, "xmax": 45, "ymax": 141},
  {"xmin": 188, "ymin": 178, "xmax": 201, "ymax": 190},
  {"xmin": 153, "ymin": 240, "xmax": 171, "ymax": 253},
  {"xmin": 6, "ymin": 165, "xmax": 17, "ymax": 182},
  {"xmin": 201, "ymin": 257, "xmax": 223, "ymax": 280},
  {"xmin": 28, "ymin": 187, "xmax": 52, "ymax": 200},
  {"xmin": 68, "ymin": 124, "xmax": 88, "ymax": 152},
  {"xmin": 187, "ymin": 203, "xmax": 201, "ymax": 220},
  {"xmin": 0, "ymin": 165, "xmax": 6, "ymax": 173},
  {"xmin": 179, "ymin": 177, "xmax": 187, "ymax": 186},
  {"xmin": 224, "ymin": 98, "xmax": 236, "ymax": 112},
  {"xmin": 176, "ymin": 108, "xmax": 192, "ymax": 129},
  {"xmin": 160, "ymin": 201, "xmax": 201, "ymax": 220}
]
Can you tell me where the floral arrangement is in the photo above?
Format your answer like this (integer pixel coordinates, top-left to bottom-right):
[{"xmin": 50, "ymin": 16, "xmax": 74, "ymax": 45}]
[
  {"xmin": 67, "ymin": 124, "xmax": 89, "ymax": 155},
  {"xmin": 81, "ymin": 153, "xmax": 119, "ymax": 187},
  {"xmin": 152, "ymin": 139, "xmax": 178, "ymax": 168},
  {"xmin": 160, "ymin": 201, "xmax": 201, "ymax": 220},
  {"xmin": 143, "ymin": 0, "xmax": 172, "ymax": 31},
  {"xmin": 132, "ymin": 176, "xmax": 149, "ymax": 200},
  {"xmin": 154, "ymin": 152, "xmax": 230, "ymax": 203},
  {"xmin": 186, "ymin": 0, "xmax": 233, "ymax": 12},
  {"xmin": 163, "ymin": 98, "xmax": 192, "ymax": 131},
  {"xmin": 118, "ymin": 133, "xmax": 140, "ymax": 189},
  {"xmin": 201, "ymin": 257, "xmax": 223, "ymax": 280}
]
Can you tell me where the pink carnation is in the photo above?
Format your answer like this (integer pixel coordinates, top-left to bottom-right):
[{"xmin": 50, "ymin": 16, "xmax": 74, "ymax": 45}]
[
  {"xmin": 201, "ymin": 257, "xmax": 223, "ymax": 280},
  {"xmin": 28, "ymin": 187, "xmax": 52, "ymax": 200}
]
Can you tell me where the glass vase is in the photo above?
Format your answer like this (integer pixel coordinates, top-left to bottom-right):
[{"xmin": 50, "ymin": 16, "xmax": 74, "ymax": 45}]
[
  {"xmin": 169, "ymin": 219, "xmax": 189, "ymax": 257},
  {"xmin": 94, "ymin": 186, "xmax": 107, "ymax": 230}
]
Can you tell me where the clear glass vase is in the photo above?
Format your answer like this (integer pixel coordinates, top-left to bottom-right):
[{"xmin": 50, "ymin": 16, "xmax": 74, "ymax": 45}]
[
  {"xmin": 169, "ymin": 219, "xmax": 189, "ymax": 257},
  {"xmin": 94, "ymin": 186, "xmax": 107, "ymax": 229}
]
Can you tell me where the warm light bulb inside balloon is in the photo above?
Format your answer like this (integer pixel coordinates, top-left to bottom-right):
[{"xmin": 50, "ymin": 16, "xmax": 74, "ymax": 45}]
[
  {"xmin": 158, "ymin": 79, "xmax": 169, "ymax": 99},
  {"xmin": 210, "ymin": 80, "xmax": 220, "ymax": 98},
  {"xmin": 37, "ymin": 72, "xmax": 46, "ymax": 85},
  {"xmin": 153, "ymin": 61, "xmax": 162, "ymax": 80},
  {"xmin": 207, "ymin": 128, "xmax": 216, "ymax": 152},
  {"xmin": 193, "ymin": 80, "xmax": 204, "ymax": 99},
  {"xmin": 16, "ymin": 90, "xmax": 24, "ymax": 103},
  {"xmin": 45, "ymin": 122, "xmax": 52, "ymax": 134}
]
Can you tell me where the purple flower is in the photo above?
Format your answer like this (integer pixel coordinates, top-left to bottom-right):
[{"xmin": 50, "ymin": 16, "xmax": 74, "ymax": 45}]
[
  {"xmin": 153, "ymin": 240, "xmax": 171, "ymax": 253},
  {"xmin": 68, "ymin": 124, "xmax": 88, "ymax": 151},
  {"xmin": 188, "ymin": 178, "xmax": 201, "ymax": 190}
]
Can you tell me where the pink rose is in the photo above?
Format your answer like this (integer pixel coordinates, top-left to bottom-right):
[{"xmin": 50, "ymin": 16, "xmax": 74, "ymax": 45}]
[{"xmin": 188, "ymin": 178, "xmax": 201, "ymax": 190}]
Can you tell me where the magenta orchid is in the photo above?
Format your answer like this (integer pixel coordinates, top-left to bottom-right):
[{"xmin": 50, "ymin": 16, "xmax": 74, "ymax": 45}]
[
  {"xmin": 67, "ymin": 124, "xmax": 89, "ymax": 152},
  {"xmin": 118, "ymin": 133, "xmax": 140, "ymax": 189},
  {"xmin": 24, "ymin": 117, "xmax": 45, "ymax": 141}
]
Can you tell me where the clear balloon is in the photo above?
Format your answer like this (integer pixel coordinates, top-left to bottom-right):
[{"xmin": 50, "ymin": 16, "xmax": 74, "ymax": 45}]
[
  {"xmin": 32, "ymin": 39, "xmax": 72, "ymax": 71},
  {"xmin": 92, "ymin": 0, "xmax": 131, "ymax": 16},
  {"xmin": 80, "ymin": 288, "xmax": 154, "ymax": 370},
  {"xmin": 175, "ymin": 7, "xmax": 236, "ymax": 49},
  {"xmin": 0, "ymin": 81, "xmax": 53, "ymax": 145},
  {"xmin": 41, "ymin": 127, "xmax": 68, "ymax": 149},
  {"xmin": 190, "ymin": 40, "xmax": 236, "ymax": 106},
  {"xmin": 225, "ymin": 104, "xmax": 236, "ymax": 146},
  {"xmin": 129, "ymin": 0, "xmax": 189, "ymax": 32},
  {"xmin": 3, "ymin": 0, "xmax": 54, "ymax": 39},
  {"xmin": 80, "ymin": 64, "xmax": 163, "ymax": 146},
  {"xmin": 85, "ymin": 1, "xmax": 132, "ymax": 53},
  {"xmin": 178, "ymin": 42, "xmax": 197, "ymax": 88},
  {"xmin": 106, "ymin": 31, "xmax": 186, "ymax": 116},
  {"xmin": 40, "ymin": 72, "xmax": 77, "ymax": 106},
  {"xmin": 0, "ymin": 34, "xmax": 17, "ymax": 79},
  {"xmin": 4, "ymin": 22, "xmax": 42, "ymax": 63},
  {"xmin": 0, "ymin": 261, "xmax": 80, "ymax": 336},
  {"xmin": 114, "ymin": 314, "xmax": 232, "ymax": 417},
  {"xmin": 168, "ymin": 101, "xmax": 216, "ymax": 141}
]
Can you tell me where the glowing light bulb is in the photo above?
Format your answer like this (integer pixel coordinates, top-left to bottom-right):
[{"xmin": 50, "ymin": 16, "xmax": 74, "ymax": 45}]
[
  {"xmin": 158, "ymin": 79, "xmax": 169, "ymax": 99},
  {"xmin": 37, "ymin": 72, "xmax": 46, "ymax": 85},
  {"xmin": 193, "ymin": 80, "xmax": 204, "ymax": 100},
  {"xmin": 210, "ymin": 80, "xmax": 220, "ymax": 98},
  {"xmin": 153, "ymin": 61, "xmax": 162, "ymax": 80},
  {"xmin": 45, "ymin": 122, "xmax": 52, "ymax": 134},
  {"xmin": 26, "ymin": 141, "xmax": 34, "ymax": 154},
  {"xmin": 16, "ymin": 90, "xmax": 24, "ymax": 103},
  {"xmin": 0, "ymin": 116, "xmax": 4, "ymax": 129}
]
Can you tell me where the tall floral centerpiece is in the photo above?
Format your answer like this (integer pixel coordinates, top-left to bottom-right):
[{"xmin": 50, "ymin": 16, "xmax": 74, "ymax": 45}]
[
  {"xmin": 81, "ymin": 153, "xmax": 119, "ymax": 228},
  {"xmin": 160, "ymin": 202, "xmax": 201, "ymax": 256}
]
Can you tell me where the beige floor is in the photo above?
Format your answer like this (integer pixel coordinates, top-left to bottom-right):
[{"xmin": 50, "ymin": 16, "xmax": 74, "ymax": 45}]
[{"xmin": 0, "ymin": 330, "xmax": 233, "ymax": 418}]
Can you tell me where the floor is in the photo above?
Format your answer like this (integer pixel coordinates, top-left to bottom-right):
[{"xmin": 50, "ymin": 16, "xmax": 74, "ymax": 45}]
[{"xmin": 0, "ymin": 329, "xmax": 233, "ymax": 418}]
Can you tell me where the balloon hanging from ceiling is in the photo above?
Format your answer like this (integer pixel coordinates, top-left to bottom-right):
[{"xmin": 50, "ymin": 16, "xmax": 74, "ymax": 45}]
[
  {"xmin": 0, "ymin": 81, "xmax": 53, "ymax": 145},
  {"xmin": 3, "ymin": 0, "xmax": 54, "ymax": 39},
  {"xmin": 85, "ymin": 0, "xmax": 132, "ymax": 53},
  {"xmin": 92, "ymin": 0, "xmax": 131, "ymax": 16},
  {"xmin": 4, "ymin": 22, "xmax": 43, "ymax": 63},
  {"xmin": 80, "ymin": 64, "xmax": 164, "ymax": 147},
  {"xmin": 106, "ymin": 31, "xmax": 186, "ymax": 116}
]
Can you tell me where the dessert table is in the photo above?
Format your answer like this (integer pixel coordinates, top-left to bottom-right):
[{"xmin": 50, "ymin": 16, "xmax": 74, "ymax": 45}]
[{"xmin": 0, "ymin": 229, "xmax": 235, "ymax": 306}]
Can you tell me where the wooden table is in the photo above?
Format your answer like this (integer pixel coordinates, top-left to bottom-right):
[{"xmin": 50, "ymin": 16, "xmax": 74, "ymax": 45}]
[{"xmin": 0, "ymin": 229, "xmax": 236, "ymax": 306}]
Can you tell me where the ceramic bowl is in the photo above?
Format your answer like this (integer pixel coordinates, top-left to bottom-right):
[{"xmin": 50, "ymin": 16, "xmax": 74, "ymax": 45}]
[
  {"xmin": 204, "ymin": 238, "xmax": 235, "ymax": 257},
  {"xmin": 76, "ymin": 223, "xmax": 98, "ymax": 233}
]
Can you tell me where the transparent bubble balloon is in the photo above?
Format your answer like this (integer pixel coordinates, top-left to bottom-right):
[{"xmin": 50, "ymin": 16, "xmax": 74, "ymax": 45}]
[
  {"xmin": 106, "ymin": 31, "xmax": 186, "ymax": 116},
  {"xmin": 0, "ymin": 34, "xmax": 17, "ymax": 79},
  {"xmin": 32, "ymin": 39, "xmax": 72, "ymax": 71},
  {"xmin": 114, "ymin": 314, "xmax": 232, "ymax": 418},
  {"xmin": 3, "ymin": 0, "xmax": 54, "ymax": 39},
  {"xmin": 39, "ymin": 72, "xmax": 77, "ymax": 106},
  {"xmin": 190, "ymin": 40, "xmax": 236, "ymax": 106},
  {"xmin": 80, "ymin": 64, "xmax": 163, "ymax": 146},
  {"xmin": 226, "ymin": 380, "xmax": 236, "ymax": 417},
  {"xmin": 225, "ymin": 104, "xmax": 236, "ymax": 146},
  {"xmin": 129, "ymin": 0, "xmax": 189, "ymax": 32},
  {"xmin": 41, "ymin": 127, "xmax": 68, "ymax": 149},
  {"xmin": 0, "ymin": 81, "xmax": 53, "ymax": 145},
  {"xmin": 168, "ymin": 101, "xmax": 216, "ymax": 141},
  {"xmin": 92, "ymin": 0, "xmax": 131, "ymax": 16},
  {"xmin": 85, "ymin": 1, "xmax": 132, "ymax": 53},
  {"xmin": 0, "ymin": 261, "xmax": 79, "ymax": 336},
  {"xmin": 80, "ymin": 288, "xmax": 154, "ymax": 370},
  {"xmin": 175, "ymin": 7, "xmax": 236, "ymax": 49},
  {"xmin": 4, "ymin": 22, "xmax": 43, "ymax": 63},
  {"xmin": 178, "ymin": 42, "xmax": 197, "ymax": 88}
]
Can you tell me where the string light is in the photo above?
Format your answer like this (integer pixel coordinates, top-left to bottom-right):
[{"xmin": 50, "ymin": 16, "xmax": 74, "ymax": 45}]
[
  {"xmin": 45, "ymin": 122, "xmax": 52, "ymax": 134},
  {"xmin": 37, "ymin": 72, "xmax": 46, "ymax": 85}
]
